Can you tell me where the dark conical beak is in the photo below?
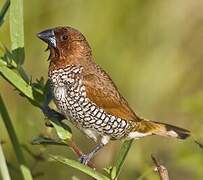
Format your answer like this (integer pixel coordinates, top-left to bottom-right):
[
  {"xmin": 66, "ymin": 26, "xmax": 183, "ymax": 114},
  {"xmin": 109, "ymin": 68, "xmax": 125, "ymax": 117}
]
[{"xmin": 37, "ymin": 29, "xmax": 56, "ymax": 48}]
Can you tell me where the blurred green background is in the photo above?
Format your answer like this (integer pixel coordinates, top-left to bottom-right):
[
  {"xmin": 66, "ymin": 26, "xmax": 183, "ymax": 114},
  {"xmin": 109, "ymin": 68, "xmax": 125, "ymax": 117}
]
[{"xmin": 0, "ymin": 0, "xmax": 203, "ymax": 179}]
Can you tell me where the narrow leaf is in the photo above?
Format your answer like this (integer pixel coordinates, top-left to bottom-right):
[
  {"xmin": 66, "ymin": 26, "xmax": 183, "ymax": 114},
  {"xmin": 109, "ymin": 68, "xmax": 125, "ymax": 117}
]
[
  {"xmin": 0, "ymin": 94, "xmax": 33, "ymax": 180},
  {"xmin": 111, "ymin": 140, "xmax": 133, "ymax": 180},
  {"xmin": 31, "ymin": 136, "xmax": 67, "ymax": 146},
  {"xmin": 1, "ymin": 45, "xmax": 18, "ymax": 68},
  {"xmin": 42, "ymin": 106, "xmax": 72, "ymax": 140},
  {"xmin": 50, "ymin": 119, "xmax": 72, "ymax": 140},
  {"xmin": 0, "ymin": 61, "xmax": 43, "ymax": 106},
  {"xmin": 50, "ymin": 155, "xmax": 110, "ymax": 180},
  {"xmin": 9, "ymin": 0, "xmax": 24, "ymax": 65}
]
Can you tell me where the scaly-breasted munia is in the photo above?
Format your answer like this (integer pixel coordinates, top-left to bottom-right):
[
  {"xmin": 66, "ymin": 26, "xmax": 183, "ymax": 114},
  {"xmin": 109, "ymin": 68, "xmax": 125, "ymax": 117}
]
[{"xmin": 37, "ymin": 26, "xmax": 190, "ymax": 165}]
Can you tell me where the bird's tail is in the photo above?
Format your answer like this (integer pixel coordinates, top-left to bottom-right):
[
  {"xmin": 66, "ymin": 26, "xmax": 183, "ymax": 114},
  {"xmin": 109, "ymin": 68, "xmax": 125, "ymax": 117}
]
[{"xmin": 133, "ymin": 119, "xmax": 190, "ymax": 139}]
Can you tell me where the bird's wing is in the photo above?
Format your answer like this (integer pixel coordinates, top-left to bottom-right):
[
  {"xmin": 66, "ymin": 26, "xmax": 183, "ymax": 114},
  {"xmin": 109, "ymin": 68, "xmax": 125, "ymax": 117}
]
[{"xmin": 83, "ymin": 64, "xmax": 140, "ymax": 121}]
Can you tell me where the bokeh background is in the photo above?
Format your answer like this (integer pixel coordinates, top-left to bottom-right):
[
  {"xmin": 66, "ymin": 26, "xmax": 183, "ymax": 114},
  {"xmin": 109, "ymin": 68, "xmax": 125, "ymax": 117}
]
[{"xmin": 0, "ymin": 0, "xmax": 203, "ymax": 179}]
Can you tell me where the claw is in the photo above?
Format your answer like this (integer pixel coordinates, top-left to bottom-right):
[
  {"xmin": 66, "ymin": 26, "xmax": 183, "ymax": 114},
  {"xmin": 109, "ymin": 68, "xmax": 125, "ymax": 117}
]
[
  {"xmin": 78, "ymin": 140, "xmax": 107, "ymax": 166},
  {"xmin": 79, "ymin": 154, "xmax": 91, "ymax": 165}
]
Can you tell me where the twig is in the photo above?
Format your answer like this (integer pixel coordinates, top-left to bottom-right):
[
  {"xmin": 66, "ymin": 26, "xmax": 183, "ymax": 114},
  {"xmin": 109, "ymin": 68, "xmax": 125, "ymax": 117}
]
[
  {"xmin": 151, "ymin": 155, "xmax": 169, "ymax": 180},
  {"xmin": 194, "ymin": 140, "xmax": 203, "ymax": 149},
  {"xmin": 67, "ymin": 139, "xmax": 96, "ymax": 169}
]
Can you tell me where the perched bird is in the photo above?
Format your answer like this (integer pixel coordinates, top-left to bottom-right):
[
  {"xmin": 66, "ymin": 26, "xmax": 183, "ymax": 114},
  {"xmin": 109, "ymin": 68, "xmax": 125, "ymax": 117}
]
[{"xmin": 37, "ymin": 26, "xmax": 190, "ymax": 165}]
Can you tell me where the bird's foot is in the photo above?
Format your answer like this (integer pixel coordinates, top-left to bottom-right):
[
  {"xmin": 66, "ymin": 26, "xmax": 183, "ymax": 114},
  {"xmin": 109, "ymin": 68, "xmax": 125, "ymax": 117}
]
[{"xmin": 79, "ymin": 154, "xmax": 92, "ymax": 165}]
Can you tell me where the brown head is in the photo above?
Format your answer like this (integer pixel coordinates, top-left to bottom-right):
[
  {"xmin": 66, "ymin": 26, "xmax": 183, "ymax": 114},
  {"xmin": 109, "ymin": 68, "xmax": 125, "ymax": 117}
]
[{"xmin": 37, "ymin": 26, "xmax": 92, "ymax": 68}]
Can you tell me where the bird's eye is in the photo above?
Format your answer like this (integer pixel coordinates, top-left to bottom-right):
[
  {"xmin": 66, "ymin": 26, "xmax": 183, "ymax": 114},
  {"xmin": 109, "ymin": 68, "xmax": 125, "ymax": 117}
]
[{"xmin": 61, "ymin": 35, "xmax": 68, "ymax": 41}]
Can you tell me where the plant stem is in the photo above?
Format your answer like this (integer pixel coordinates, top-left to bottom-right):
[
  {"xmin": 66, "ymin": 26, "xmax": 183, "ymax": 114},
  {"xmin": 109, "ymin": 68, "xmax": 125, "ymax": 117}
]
[
  {"xmin": 9, "ymin": 0, "xmax": 25, "ymax": 66},
  {"xmin": 111, "ymin": 140, "xmax": 133, "ymax": 180},
  {"xmin": 0, "ymin": 94, "xmax": 33, "ymax": 180}
]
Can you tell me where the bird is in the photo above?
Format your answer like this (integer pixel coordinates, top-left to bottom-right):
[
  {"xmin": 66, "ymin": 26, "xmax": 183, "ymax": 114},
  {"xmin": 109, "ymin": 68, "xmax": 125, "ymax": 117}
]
[{"xmin": 37, "ymin": 26, "xmax": 190, "ymax": 165}]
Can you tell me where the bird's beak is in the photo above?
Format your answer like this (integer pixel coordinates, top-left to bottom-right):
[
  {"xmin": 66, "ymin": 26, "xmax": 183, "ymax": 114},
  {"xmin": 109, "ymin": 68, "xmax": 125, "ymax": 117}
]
[{"xmin": 37, "ymin": 29, "xmax": 56, "ymax": 48}]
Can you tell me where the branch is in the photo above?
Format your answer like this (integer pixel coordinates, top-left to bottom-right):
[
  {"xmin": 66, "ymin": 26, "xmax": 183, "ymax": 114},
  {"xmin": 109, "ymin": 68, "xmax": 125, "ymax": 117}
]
[
  {"xmin": 68, "ymin": 139, "xmax": 97, "ymax": 169},
  {"xmin": 151, "ymin": 155, "xmax": 169, "ymax": 180},
  {"xmin": 31, "ymin": 135, "xmax": 96, "ymax": 169}
]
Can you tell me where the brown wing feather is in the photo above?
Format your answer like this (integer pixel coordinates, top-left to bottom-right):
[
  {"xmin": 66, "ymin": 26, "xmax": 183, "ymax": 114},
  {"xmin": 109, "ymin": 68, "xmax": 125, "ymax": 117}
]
[{"xmin": 82, "ymin": 63, "xmax": 140, "ymax": 121}]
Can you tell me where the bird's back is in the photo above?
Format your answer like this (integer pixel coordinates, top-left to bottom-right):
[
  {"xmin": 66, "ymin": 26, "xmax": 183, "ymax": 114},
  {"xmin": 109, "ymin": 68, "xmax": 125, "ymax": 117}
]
[{"xmin": 82, "ymin": 61, "xmax": 140, "ymax": 122}]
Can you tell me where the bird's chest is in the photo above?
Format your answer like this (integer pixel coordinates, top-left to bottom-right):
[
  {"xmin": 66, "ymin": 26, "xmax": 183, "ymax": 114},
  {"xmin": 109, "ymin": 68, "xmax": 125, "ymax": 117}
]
[{"xmin": 49, "ymin": 66, "xmax": 86, "ymax": 120}]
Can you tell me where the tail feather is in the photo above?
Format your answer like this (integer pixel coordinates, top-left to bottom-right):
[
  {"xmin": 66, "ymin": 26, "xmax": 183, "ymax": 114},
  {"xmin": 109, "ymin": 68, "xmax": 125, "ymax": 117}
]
[
  {"xmin": 134, "ymin": 120, "xmax": 190, "ymax": 140},
  {"xmin": 151, "ymin": 121, "xmax": 190, "ymax": 139}
]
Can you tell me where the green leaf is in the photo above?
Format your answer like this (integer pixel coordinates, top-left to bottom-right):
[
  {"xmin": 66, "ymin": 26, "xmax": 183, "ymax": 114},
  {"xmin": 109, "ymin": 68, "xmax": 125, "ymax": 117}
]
[
  {"xmin": 1, "ymin": 44, "xmax": 29, "ymax": 82},
  {"xmin": 1, "ymin": 45, "xmax": 18, "ymax": 68},
  {"xmin": 50, "ymin": 118, "xmax": 72, "ymax": 140},
  {"xmin": 17, "ymin": 66, "xmax": 30, "ymax": 83},
  {"xmin": 111, "ymin": 140, "xmax": 133, "ymax": 180},
  {"xmin": 0, "ymin": 61, "xmax": 43, "ymax": 106},
  {"xmin": 0, "ymin": 0, "xmax": 10, "ymax": 27},
  {"xmin": 31, "ymin": 136, "xmax": 67, "ymax": 146},
  {"xmin": 0, "ymin": 94, "xmax": 33, "ymax": 180},
  {"xmin": 103, "ymin": 166, "xmax": 113, "ymax": 174},
  {"xmin": 50, "ymin": 155, "xmax": 110, "ymax": 180},
  {"xmin": 9, "ymin": 0, "xmax": 24, "ymax": 65}
]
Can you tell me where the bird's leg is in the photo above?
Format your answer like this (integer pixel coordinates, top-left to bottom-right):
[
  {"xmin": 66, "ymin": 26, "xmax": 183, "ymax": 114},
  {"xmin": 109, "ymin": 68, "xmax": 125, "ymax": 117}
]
[
  {"xmin": 79, "ymin": 136, "xmax": 110, "ymax": 165},
  {"xmin": 79, "ymin": 143, "xmax": 104, "ymax": 165},
  {"xmin": 67, "ymin": 140, "xmax": 96, "ymax": 169}
]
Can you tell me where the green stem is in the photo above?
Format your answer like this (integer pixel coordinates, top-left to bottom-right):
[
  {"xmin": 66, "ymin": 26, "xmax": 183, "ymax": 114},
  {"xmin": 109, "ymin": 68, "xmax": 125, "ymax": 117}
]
[
  {"xmin": 111, "ymin": 140, "xmax": 133, "ymax": 180},
  {"xmin": 9, "ymin": 0, "xmax": 24, "ymax": 66},
  {"xmin": 0, "ymin": 94, "xmax": 33, "ymax": 180}
]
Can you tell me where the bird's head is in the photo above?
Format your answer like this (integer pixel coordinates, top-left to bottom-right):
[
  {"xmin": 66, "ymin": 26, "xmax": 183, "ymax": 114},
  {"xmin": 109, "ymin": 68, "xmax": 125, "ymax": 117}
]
[{"xmin": 37, "ymin": 26, "xmax": 92, "ymax": 62}]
